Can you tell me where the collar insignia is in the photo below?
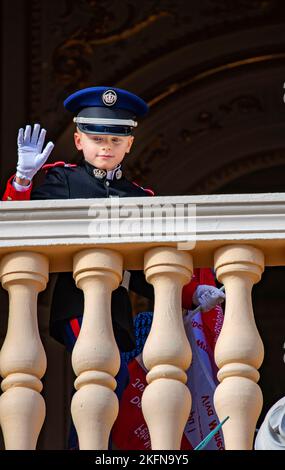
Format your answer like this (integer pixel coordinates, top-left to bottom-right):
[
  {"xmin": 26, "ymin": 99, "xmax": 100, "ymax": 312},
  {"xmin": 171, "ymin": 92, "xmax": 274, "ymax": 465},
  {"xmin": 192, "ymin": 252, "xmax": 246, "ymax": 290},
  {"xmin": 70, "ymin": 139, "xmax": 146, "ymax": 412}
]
[
  {"xmin": 93, "ymin": 168, "xmax": 107, "ymax": 179},
  {"xmin": 115, "ymin": 169, "xmax": 122, "ymax": 180}
]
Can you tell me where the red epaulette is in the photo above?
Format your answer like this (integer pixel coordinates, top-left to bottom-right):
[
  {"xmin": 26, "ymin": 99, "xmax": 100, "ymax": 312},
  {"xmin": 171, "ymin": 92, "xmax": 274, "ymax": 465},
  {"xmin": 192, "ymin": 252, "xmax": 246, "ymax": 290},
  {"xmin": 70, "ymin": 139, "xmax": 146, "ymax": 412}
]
[
  {"xmin": 42, "ymin": 161, "xmax": 77, "ymax": 173},
  {"xmin": 132, "ymin": 181, "xmax": 155, "ymax": 196}
]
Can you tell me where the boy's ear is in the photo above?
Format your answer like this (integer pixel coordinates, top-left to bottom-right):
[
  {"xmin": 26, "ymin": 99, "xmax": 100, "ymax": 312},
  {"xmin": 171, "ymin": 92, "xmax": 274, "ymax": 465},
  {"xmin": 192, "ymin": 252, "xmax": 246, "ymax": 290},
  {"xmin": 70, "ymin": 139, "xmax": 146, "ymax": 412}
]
[
  {"xmin": 126, "ymin": 136, "xmax": 134, "ymax": 153},
  {"xmin": 74, "ymin": 131, "xmax": 82, "ymax": 150}
]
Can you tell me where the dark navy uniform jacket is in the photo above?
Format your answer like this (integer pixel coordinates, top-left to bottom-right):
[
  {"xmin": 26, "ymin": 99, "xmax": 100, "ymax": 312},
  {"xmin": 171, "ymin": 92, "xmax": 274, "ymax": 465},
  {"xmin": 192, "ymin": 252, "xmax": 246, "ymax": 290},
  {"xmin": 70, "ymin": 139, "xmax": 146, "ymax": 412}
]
[
  {"xmin": 31, "ymin": 160, "xmax": 154, "ymax": 351},
  {"xmin": 32, "ymin": 160, "xmax": 152, "ymax": 200}
]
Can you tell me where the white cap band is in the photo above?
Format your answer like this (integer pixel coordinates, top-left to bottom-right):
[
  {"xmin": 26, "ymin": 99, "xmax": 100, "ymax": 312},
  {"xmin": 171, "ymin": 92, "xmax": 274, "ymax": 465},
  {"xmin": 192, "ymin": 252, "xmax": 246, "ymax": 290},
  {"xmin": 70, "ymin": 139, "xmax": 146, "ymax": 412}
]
[{"xmin": 73, "ymin": 117, "xmax": 138, "ymax": 127}]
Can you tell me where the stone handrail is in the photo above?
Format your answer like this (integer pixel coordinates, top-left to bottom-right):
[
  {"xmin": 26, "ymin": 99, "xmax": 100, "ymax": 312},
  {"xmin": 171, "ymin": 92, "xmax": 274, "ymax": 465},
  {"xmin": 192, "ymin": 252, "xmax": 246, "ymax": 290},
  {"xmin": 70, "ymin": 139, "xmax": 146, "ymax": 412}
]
[{"xmin": 0, "ymin": 193, "xmax": 285, "ymax": 449}]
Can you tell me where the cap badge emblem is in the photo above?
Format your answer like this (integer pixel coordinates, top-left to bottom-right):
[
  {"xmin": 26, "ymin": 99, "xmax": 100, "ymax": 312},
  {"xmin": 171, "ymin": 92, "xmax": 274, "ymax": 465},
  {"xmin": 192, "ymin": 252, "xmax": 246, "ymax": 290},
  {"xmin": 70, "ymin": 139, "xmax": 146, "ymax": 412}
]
[{"xmin": 102, "ymin": 90, "xmax": 117, "ymax": 106}]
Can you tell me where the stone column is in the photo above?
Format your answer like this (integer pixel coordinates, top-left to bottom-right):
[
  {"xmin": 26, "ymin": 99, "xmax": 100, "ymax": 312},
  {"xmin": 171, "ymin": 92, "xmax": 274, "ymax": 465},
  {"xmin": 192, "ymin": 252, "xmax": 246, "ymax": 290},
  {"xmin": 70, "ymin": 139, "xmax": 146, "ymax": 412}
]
[
  {"xmin": 142, "ymin": 247, "xmax": 193, "ymax": 450},
  {"xmin": 214, "ymin": 244, "xmax": 265, "ymax": 449},
  {"xmin": 71, "ymin": 248, "xmax": 123, "ymax": 450},
  {"xmin": 0, "ymin": 252, "xmax": 49, "ymax": 449}
]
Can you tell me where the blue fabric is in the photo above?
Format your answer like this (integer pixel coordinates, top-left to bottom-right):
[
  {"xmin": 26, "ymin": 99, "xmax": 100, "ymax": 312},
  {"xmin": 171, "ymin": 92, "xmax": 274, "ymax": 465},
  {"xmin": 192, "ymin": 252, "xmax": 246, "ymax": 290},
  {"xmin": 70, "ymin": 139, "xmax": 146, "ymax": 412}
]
[
  {"xmin": 122, "ymin": 311, "xmax": 153, "ymax": 363},
  {"xmin": 64, "ymin": 86, "xmax": 148, "ymax": 116},
  {"xmin": 63, "ymin": 318, "xmax": 81, "ymax": 353}
]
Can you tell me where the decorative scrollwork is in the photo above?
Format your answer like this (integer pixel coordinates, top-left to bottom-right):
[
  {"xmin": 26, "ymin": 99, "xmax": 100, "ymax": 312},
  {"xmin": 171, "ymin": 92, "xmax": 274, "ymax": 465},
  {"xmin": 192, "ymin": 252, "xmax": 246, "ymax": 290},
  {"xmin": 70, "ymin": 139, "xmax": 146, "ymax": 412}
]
[{"xmin": 190, "ymin": 150, "xmax": 285, "ymax": 194}]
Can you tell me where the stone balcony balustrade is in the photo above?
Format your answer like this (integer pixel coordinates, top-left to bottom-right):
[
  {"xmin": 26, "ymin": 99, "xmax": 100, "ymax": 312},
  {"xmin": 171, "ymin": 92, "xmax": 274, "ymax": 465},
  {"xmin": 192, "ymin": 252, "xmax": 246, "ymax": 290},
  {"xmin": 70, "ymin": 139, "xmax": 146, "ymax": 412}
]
[{"xmin": 0, "ymin": 193, "xmax": 285, "ymax": 450}]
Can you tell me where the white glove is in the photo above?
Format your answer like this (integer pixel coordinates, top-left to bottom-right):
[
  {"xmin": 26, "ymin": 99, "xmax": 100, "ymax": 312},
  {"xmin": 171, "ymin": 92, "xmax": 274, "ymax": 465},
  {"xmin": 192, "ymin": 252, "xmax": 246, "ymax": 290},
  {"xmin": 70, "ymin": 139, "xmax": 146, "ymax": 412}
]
[
  {"xmin": 16, "ymin": 124, "xmax": 54, "ymax": 181},
  {"xmin": 193, "ymin": 284, "xmax": 225, "ymax": 312}
]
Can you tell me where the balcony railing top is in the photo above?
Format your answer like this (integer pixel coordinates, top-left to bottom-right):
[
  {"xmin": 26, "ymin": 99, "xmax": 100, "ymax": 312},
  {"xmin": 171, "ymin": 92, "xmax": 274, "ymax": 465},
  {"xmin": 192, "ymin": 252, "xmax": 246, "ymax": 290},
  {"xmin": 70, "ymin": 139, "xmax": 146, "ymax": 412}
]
[{"xmin": 1, "ymin": 193, "xmax": 285, "ymax": 271}]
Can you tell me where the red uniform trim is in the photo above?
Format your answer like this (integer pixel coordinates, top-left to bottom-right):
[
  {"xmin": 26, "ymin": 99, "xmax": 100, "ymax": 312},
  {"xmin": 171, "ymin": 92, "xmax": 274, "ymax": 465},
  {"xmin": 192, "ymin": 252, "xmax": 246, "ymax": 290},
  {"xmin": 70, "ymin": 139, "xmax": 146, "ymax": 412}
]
[
  {"xmin": 132, "ymin": 181, "xmax": 155, "ymax": 196},
  {"xmin": 2, "ymin": 174, "xmax": 32, "ymax": 201},
  {"xmin": 70, "ymin": 318, "xmax": 81, "ymax": 339},
  {"xmin": 42, "ymin": 161, "xmax": 77, "ymax": 172}
]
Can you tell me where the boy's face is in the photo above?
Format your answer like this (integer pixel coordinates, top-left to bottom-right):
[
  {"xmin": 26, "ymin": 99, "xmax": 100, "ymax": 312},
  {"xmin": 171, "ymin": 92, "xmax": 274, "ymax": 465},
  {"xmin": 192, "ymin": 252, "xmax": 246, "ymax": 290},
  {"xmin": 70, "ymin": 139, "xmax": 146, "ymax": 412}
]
[{"xmin": 74, "ymin": 130, "xmax": 134, "ymax": 170}]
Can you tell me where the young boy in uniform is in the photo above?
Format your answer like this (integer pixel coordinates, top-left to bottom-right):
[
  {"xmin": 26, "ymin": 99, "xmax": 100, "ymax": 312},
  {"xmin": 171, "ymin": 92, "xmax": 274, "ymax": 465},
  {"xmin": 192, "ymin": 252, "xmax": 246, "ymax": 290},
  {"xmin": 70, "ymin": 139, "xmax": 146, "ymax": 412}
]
[{"xmin": 2, "ymin": 86, "xmax": 225, "ymax": 447}]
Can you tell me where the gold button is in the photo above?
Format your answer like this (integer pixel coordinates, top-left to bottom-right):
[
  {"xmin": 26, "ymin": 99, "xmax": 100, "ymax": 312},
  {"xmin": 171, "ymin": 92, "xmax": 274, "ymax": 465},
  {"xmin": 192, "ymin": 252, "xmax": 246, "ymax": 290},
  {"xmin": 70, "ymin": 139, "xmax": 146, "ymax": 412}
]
[{"xmin": 7, "ymin": 196, "xmax": 12, "ymax": 200}]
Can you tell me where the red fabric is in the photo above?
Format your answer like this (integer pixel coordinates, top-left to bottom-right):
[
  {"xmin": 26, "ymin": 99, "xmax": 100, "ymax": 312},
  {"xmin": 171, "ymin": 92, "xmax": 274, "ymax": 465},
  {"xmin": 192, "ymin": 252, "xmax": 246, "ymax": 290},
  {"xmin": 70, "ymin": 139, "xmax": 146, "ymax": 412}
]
[
  {"xmin": 42, "ymin": 161, "xmax": 77, "ymax": 172},
  {"xmin": 194, "ymin": 268, "xmax": 221, "ymax": 350},
  {"xmin": 131, "ymin": 181, "xmax": 155, "ymax": 196},
  {"xmin": 70, "ymin": 318, "xmax": 81, "ymax": 338},
  {"xmin": 182, "ymin": 270, "xmax": 200, "ymax": 309},
  {"xmin": 2, "ymin": 174, "xmax": 32, "ymax": 201},
  {"xmin": 112, "ymin": 358, "xmax": 192, "ymax": 450}
]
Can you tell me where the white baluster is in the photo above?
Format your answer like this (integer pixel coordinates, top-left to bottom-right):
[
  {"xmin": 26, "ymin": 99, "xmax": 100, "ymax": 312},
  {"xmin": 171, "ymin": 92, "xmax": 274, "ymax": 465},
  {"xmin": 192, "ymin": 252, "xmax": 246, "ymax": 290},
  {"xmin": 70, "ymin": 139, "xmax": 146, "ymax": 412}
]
[
  {"xmin": 214, "ymin": 244, "xmax": 264, "ymax": 449},
  {"xmin": 142, "ymin": 247, "xmax": 193, "ymax": 449},
  {"xmin": 0, "ymin": 252, "xmax": 48, "ymax": 449},
  {"xmin": 71, "ymin": 248, "xmax": 122, "ymax": 449}
]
